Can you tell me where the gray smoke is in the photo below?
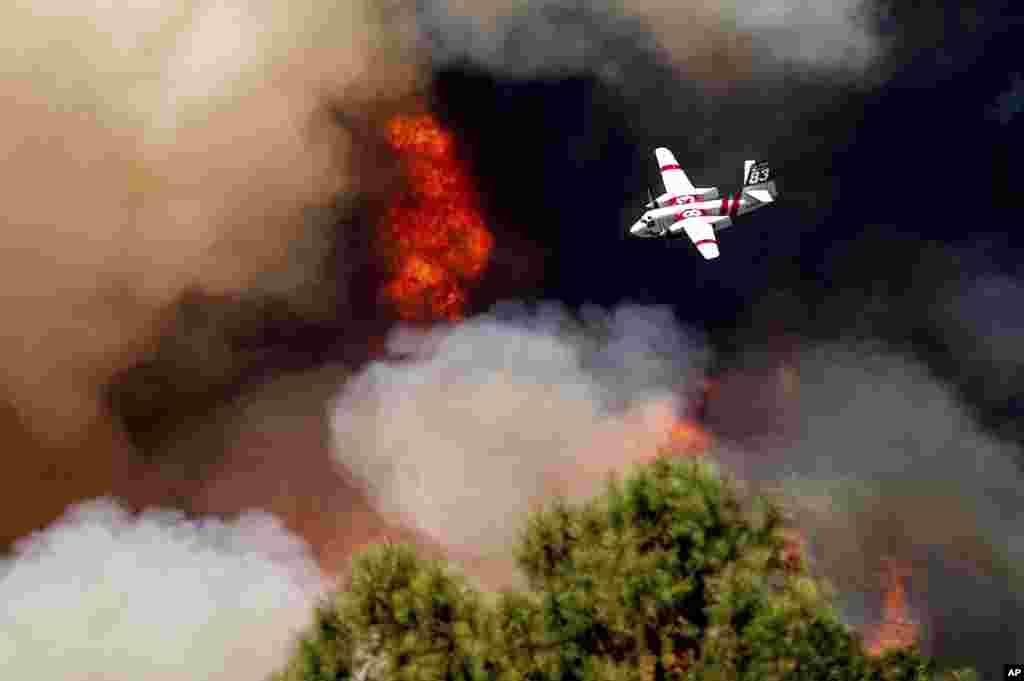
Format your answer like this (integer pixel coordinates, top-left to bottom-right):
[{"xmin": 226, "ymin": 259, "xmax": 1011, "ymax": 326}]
[
  {"xmin": 424, "ymin": 0, "xmax": 882, "ymax": 80},
  {"xmin": 0, "ymin": 498, "xmax": 325, "ymax": 680},
  {"xmin": 711, "ymin": 341, "xmax": 1024, "ymax": 667},
  {"xmin": 944, "ymin": 271, "xmax": 1024, "ymax": 399}
]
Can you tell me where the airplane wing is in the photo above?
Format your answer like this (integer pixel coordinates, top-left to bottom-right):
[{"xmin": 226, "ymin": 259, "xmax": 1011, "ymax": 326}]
[
  {"xmin": 668, "ymin": 216, "xmax": 720, "ymax": 259},
  {"xmin": 654, "ymin": 147, "xmax": 696, "ymax": 197}
]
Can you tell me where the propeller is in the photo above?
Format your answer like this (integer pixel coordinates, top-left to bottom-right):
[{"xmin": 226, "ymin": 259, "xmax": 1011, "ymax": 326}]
[{"xmin": 627, "ymin": 185, "xmax": 657, "ymax": 241}]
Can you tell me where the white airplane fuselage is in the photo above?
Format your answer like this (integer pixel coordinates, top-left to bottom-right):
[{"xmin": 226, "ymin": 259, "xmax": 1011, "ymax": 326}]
[
  {"xmin": 628, "ymin": 149, "xmax": 778, "ymax": 259},
  {"xmin": 629, "ymin": 193, "xmax": 739, "ymax": 238}
]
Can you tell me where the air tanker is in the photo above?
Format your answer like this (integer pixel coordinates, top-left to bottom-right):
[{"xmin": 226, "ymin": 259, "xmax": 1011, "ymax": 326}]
[{"xmin": 628, "ymin": 147, "xmax": 778, "ymax": 260}]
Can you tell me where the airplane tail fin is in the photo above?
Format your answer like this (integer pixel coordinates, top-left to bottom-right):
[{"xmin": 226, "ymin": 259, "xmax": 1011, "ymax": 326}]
[
  {"xmin": 742, "ymin": 159, "xmax": 777, "ymax": 204},
  {"xmin": 744, "ymin": 160, "xmax": 771, "ymax": 187}
]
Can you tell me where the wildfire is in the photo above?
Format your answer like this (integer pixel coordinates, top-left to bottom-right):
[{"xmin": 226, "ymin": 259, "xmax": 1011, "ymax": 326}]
[
  {"xmin": 666, "ymin": 417, "xmax": 713, "ymax": 454},
  {"xmin": 693, "ymin": 354, "xmax": 926, "ymax": 657},
  {"xmin": 379, "ymin": 113, "xmax": 494, "ymax": 322},
  {"xmin": 865, "ymin": 557, "xmax": 919, "ymax": 655},
  {"xmin": 662, "ymin": 413, "xmax": 813, "ymax": 574}
]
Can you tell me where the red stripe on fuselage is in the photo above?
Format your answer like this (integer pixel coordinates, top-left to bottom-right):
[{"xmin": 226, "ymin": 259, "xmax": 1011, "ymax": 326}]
[
  {"xmin": 730, "ymin": 192, "xmax": 742, "ymax": 216},
  {"xmin": 720, "ymin": 196, "xmax": 729, "ymax": 215},
  {"xmin": 675, "ymin": 208, "xmax": 705, "ymax": 220},
  {"xmin": 694, "ymin": 239, "xmax": 717, "ymax": 246},
  {"xmin": 660, "ymin": 164, "xmax": 682, "ymax": 171}
]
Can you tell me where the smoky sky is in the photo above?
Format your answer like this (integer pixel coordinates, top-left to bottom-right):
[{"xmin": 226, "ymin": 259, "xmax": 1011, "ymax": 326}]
[
  {"xmin": 424, "ymin": 0, "xmax": 922, "ymax": 335},
  {"xmin": 0, "ymin": 4, "xmax": 426, "ymax": 674},
  {"xmin": 423, "ymin": 0, "xmax": 883, "ymax": 78},
  {"xmin": 0, "ymin": 0, "xmax": 428, "ymax": 554},
  {"xmin": 428, "ymin": 0, "xmax": 887, "ymax": 180},
  {"xmin": 708, "ymin": 341, "xmax": 1024, "ymax": 677},
  {"xmin": 723, "ymin": 232, "xmax": 1024, "ymax": 454},
  {"xmin": 1, "ymin": 1, "xmax": 1018, "ymax": 679},
  {"xmin": 0, "ymin": 0, "xmax": 426, "ymax": 451}
]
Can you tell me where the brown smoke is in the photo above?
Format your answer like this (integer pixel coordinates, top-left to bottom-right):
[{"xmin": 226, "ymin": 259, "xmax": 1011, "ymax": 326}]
[{"xmin": 0, "ymin": 0, "xmax": 425, "ymax": 547}]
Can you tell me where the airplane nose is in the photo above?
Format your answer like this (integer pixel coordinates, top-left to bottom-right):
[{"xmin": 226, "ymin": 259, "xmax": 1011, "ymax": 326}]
[{"xmin": 630, "ymin": 222, "xmax": 644, "ymax": 235}]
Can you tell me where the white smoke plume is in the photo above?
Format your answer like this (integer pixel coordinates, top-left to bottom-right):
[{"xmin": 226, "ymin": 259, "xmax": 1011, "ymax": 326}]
[
  {"xmin": 330, "ymin": 302, "xmax": 707, "ymax": 557},
  {"xmin": 424, "ymin": 0, "xmax": 882, "ymax": 80},
  {"xmin": 0, "ymin": 498, "xmax": 325, "ymax": 680}
]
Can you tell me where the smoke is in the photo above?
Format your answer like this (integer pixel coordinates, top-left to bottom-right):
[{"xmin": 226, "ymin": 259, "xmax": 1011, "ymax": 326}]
[
  {"xmin": 0, "ymin": 498, "xmax": 325, "ymax": 680},
  {"xmin": 710, "ymin": 342, "xmax": 1024, "ymax": 667},
  {"xmin": 795, "ymin": 234, "xmax": 1024, "ymax": 445},
  {"xmin": 989, "ymin": 72, "xmax": 1024, "ymax": 125},
  {"xmin": 944, "ymin": 271, "xmax": 1024, "ymax": 400},
  {"xmin": 329, "ymin": 302, "xmax": 707, "ymax": 557},
  {"xmin": 725, "ymin": 0, "xmax": 880, "ymax": 65},
  {"xmin": 423, "ymin": 0, "xmax": 882, "ymax": 80},
  {"xmin": 0, "ymin": 0, "xmax": 420, "ymax": 133},
  {"xmin": 0, "ymin": 0, "xmax": 424, "ymax": 445},
  {"xmin": 132, "ymin": 363, "xmax": 450, "ymax": 578}
]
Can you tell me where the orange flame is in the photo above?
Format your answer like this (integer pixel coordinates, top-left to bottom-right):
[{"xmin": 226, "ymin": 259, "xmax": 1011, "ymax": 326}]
[
  {"xmin": 663, "ymin": 415, "xmax": 817, "ymax": 575},
  {"xmin": 779, "ymin": 527, "xmax": 810, "ymax": 572},
  {"xmin": 666, "ymin": 418, "xmax": 713, "ymax": 455},
  {"xmin": 865, "ymin": 558, "xmax": 919, "ymax": 655},
  {"xmin": 379, "ymin": 113, "xmax": 494, "ymax": 322}
]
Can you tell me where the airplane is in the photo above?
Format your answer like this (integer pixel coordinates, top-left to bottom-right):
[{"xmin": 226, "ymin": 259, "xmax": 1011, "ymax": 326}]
[{"xmin": 628, "ymin": 147, "xmax": 778, "ymax": 259}]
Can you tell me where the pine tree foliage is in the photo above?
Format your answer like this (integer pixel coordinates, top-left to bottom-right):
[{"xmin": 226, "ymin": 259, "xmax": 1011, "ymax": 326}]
[{"xmin": 273, "ymin": 454, "xmax": 975, "ymax": 681}]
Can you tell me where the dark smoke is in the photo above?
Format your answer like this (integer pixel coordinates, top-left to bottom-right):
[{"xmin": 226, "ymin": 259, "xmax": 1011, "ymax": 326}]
[
  {"xmin": 423, "ymin": 0, "xmax": 883, "ymax": 79},
  {"xmin": 709, "ymin": 228, "xmax": 1024, "ymax": 677}
]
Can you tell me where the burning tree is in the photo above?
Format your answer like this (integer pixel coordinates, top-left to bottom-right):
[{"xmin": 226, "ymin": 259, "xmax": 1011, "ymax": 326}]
[
  {"xmin": 273, "ymin": 454, "xmax": 974, "ymax": 681},
  {"xmin": 866, "ymin": 558, "xmax": 919, "ymax": 658}
]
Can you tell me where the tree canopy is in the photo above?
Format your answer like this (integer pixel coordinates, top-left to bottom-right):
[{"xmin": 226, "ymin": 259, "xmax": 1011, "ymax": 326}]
[{"xmin": 272, "ymin": 454, "xmax": 975, "ymax": 681}]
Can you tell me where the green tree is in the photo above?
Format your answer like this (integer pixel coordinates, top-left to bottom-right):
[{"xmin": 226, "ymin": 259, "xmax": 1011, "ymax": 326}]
[{"xmin": 272, "ymin": 454, "xmax": 975, "ymax": 681}]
